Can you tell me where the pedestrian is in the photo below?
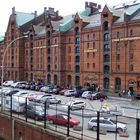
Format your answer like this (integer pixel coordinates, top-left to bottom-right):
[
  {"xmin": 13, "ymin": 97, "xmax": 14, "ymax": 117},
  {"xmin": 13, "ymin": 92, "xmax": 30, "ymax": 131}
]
[
  {"xmin": 128, "ymin": 90, "xmax": 131, "ymax": 97},
  {"xmin": 122, "ymin": 89, "xmax": 125, "ymax": 96},
  {"xmin": 119, "ymin": 92, "xmax": 122, "ymax": 97}
]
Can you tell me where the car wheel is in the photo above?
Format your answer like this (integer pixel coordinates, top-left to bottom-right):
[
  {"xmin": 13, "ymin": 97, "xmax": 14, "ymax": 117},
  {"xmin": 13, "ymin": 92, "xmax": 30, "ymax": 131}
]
[
  {"xmin": 58, "ymin": 100, "xmax": 61, "ymax": 104},
  {"xmin": 117, "ymin": 128, "xmax": 123, "ymax": 133},
  {"xmin": 70, "ymin": 107, "xmax": 73, "ymax": 111},
  {"xmin": 92, "ymin": 126, "xmax": 97, "ymax": 131}
]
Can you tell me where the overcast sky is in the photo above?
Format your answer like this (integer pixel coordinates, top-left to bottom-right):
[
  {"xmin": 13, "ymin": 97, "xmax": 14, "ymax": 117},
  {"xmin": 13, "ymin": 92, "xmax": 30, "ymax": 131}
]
[{"xmin": 0, "ymin": 0, "xmax": 133, "ymax": 35}]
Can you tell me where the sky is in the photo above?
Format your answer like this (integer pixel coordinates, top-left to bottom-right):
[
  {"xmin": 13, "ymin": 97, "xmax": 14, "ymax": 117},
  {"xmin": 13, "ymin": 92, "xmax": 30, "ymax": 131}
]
[{"xmin": 0, "ymin": 0, "xmax": 133, "ymax": 35}]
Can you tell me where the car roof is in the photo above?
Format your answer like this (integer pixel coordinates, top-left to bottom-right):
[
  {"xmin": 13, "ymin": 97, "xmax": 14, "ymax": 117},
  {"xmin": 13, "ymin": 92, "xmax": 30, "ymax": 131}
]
[{"xmin": 91, "ymin": 117, "xmax": 110, "ymax": 120}]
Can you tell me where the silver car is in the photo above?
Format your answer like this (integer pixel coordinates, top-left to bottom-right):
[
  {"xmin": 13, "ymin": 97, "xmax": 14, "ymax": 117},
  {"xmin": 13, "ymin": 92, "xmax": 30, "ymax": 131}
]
[
  {"xmin": 67, "ymin": 100, "xmax": 86, "ymax": 110},
  {"xmin": 88, "ymin": 117, "xmax": 127, "ymax": 133}
]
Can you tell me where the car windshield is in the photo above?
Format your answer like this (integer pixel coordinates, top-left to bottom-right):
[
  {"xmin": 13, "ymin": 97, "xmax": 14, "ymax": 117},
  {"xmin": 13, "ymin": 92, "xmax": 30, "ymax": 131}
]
[
  {"xmin": 62, "ymin": 115, "xmax": 72, "ymax": 119},
  {"xmin": 74, "ymin": 102, "xmax": 84, "ymax": 104},
  {"xmin": 110, "ymin": 119, "xmax": 116, "ymax": 124}
]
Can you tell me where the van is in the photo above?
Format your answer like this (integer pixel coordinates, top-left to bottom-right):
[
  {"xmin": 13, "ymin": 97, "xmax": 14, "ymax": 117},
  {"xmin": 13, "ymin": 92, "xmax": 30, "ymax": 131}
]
[
  {"xmin": 11, "ymin": 81, "xmax": 27, "ymax": 88},
  {"xmin": 5, "ymin": 95, "xmax": 27, "ymax": 113}
]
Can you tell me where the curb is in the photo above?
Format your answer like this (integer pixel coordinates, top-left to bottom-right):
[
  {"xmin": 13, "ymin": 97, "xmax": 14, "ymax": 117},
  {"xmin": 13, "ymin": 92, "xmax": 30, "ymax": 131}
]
[{"xmin": 108, "ymin": 96, "xmax": 132, "ymax": 102}]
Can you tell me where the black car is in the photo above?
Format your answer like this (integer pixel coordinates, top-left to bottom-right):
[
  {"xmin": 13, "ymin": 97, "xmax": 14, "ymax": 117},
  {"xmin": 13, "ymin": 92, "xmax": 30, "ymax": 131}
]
[{"xmin": 24, "ymin": 104, "xmax": 47, "ymax": 120}]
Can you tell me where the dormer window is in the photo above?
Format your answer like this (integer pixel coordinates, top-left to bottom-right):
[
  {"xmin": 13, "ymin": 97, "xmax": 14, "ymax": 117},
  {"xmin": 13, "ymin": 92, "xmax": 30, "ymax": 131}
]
[
  {"xmin": 117, "ymin": 32, "xmax": 119, "ymax": 38},
  {"xmin": 74, "ymin": 18, "xmax": 79, "ymax": 23},
  {"xmin": 47, "ymin": 31, "xmax": 51, "ymax": 38},
  {"xmin": 47, "ymin": 25, "xmax": 50, "ymax": 28},
  {"xmin": 103, "ymin": 21, "xmax": 109, "ymax": 31},
  {"xmin": 75, "ymin": 20, "xmax": 79, "ymax": 24},
  {"xmin": 103, "ymin": 13, "xmax": 108, "ymax": 18},
  {"xmin": 130, "ymin": 29, "xmax": 133, "ymax": 36},
  {"xmin": 75, "ymin": 27, "xmax": 80, "ymax": 36}
]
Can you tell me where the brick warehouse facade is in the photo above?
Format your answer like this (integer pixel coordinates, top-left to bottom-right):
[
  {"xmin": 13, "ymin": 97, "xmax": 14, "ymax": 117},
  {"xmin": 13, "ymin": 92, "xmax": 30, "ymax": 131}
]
[{"xmin": 1, "ymin": 1, "xmax": 140, "ymax": 93}]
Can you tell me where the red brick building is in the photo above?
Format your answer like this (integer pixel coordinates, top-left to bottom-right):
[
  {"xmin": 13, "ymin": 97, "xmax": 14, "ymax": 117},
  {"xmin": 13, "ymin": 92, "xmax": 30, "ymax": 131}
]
[{"xmin": 1, "ymin": 1, "xmax": 140, "ymax": 94}]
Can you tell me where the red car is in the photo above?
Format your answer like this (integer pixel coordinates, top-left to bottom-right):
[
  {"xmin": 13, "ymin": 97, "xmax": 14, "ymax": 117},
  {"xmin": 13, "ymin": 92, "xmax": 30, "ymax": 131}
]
[{"xmin": 48, "ymin": 114, "xmax": 80, "ymax": 127}]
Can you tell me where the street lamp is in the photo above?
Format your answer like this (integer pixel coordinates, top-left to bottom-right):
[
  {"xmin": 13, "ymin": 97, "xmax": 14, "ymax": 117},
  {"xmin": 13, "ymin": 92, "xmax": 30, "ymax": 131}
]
[{"xmin": 1, "ymin": 35, "xmax": 28, "ymax": 111}]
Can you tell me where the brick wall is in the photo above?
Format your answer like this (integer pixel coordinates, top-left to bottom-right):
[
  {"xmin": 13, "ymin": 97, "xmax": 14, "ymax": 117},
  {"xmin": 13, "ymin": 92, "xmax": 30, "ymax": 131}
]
[{"xmin": 0, "ymin": 114, "xmax": 66, "ymax": 140}]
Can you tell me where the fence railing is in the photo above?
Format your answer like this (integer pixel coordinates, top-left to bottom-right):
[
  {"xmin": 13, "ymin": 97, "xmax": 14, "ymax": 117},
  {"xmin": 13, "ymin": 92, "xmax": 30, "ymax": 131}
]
[{"xmin": 0, "ymin": 95, "xmax": 140, "ymax": 140}]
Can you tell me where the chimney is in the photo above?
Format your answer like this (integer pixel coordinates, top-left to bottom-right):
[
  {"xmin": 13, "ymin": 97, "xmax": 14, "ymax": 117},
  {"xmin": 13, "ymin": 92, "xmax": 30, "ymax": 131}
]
[
  {"xmin": 98, "ymin": 5, "xmax": 101, "ymax": 9},
  {"xmin": 44, "ymin": 7, "xmax": 47, "ymax": 13},
  {"xmin": 89, "ymin": 2, "xmax": 97, "ymax": 8},
  {"xmin": 56, "ymin": 10, "xmax": 59, "ymax": 16},
  {"xmin": 12, "ymin": 7, "xmax": 15, "ymax": 14},
  {"xmin": 34, "ymin": 11, "xmax": 37, "ymax": 18},
  {"xmin": 85, "ymin": 1, "xmax": 89, "ymax": 8}
]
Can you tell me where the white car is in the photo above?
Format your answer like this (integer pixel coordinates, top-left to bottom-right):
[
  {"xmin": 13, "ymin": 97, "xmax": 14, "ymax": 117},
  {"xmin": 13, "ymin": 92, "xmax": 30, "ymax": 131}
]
[
  {"xmin": 67, "ymin": 100, "xmax": 86, "ymax": 110},
  {"xmin": 39, "ymin": 96, "xmax": 61, "ymax": 104},
  {"xmin": 81, "ymin": 91, "xmax": 92, "ymax": 98},
  {"xmin": 40, "ymin": 86, "xmax": 51, "ymax": 92},
  {"xmin": 11, "ymin": 81, "xmax": 27, "ymax": 88},
  {"xmin": 13, "ymin": 91, "xmax": 29, "ymax": 97},
  {"xmin": 64, "ymin": 90, "xmax": 76, "ymax": 96},
  {"xmin": 3, "ymin": 80, "xmax": 14, "ymax": 87},
  {"xmin": 88, "ymin": 117, "xmax": 127, "ymax": 132}
]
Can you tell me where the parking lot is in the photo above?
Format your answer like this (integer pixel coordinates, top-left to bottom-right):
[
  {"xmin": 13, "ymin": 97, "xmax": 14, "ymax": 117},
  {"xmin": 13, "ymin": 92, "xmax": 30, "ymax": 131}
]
[{"xmin": 0, "ymin": 85, "xmax": 139, "ymax": 140}]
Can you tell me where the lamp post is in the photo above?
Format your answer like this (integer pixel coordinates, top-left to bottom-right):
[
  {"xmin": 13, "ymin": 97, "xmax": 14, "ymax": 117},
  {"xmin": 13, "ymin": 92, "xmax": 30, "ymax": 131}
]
[{"xmin": 1, "ymin": 35, "xmax": 28, "ymax": 111}]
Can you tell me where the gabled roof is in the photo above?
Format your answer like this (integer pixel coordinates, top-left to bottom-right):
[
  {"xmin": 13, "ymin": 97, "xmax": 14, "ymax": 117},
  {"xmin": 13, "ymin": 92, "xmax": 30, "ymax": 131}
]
[
  {"xmin": 105, "ymin": 4, "xmax": 113, "ymax": 13},
  {"xmin": 125, "ymin": 3, "xmax": 140, "ymax": 15},
  {"xmin": 51, "ymin": 21, "xmax": 61, "ymax": 31},
  {"xmin": 16, "ymin": 12, "xmax": 35, "ymax": 26},
  {"xmin": 33, "ymin": 25, "xmax": 45, "ymax": 35},
  {"xmin": 59, "ymin": 7, "xmax": 92, "ymax": 32},
  {"xmin": 84, "ymin": 13, "xmax": 101, "ymax": 28},
  {"xmin": 112, "ymin": 3, "xmax": 140, "ymax": 23}
]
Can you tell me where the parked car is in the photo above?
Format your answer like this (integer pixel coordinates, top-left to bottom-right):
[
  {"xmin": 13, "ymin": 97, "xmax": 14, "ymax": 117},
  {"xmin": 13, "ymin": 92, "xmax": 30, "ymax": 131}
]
[
  {"xmin": 0, "ymin": 87, "xmax": 13, "ymax": 95},
  {"xmin": 87, "ymin": 92, "xmax": 107, "ymax": 100},
  {"xmin": 30, "ymin": 83, "xmax": 36, "ymax": 90},
  {"xmin": 40, "ymin": 86, "xmax": 49, "ymax": 92},
  {"xmin": 47, "ymin": 114, "xmax": 80, "ymax": 127},
  {"xmin": 64, "ymin": 90, "xmax": 77, "ymax": 97},
  {"xmin": 38, "ymin": 96, "xmax": 61, "ymax": 104},
  {"xmin": 81, "ymin": 91, "xmax": 92, "ymax": 98},
  {"xmin": 3, "ymin": 80, "xmax": 14, "ymax": 87},
  {"xmin": 39, "ymin": 85, "xmax": 53, "ymax": 93},
  {"xmin": 5, "ymin": 95, "xmax": 26, "ymax": 113},
  {"xmin": 60, "ymin": 89, "xmax": 67, "ymax": 95},
  {"xmin": 66, "ymin": 100, "xmax": 86, "ymax": 110},
  {"xmin": 4, "ymin": 89, "xmax": 19, "ymax": 96},
  {"xmin": 24, "ymin": 104, "xmax": 47, "ymax": 120},
  {"xmin": 34, "ymin": 94, "xmax": 52, "ymax": 102},
  {"xmin": 53, "ymin": 85, "xmax": 61, "ymax": 94},
  {"xmin": 11, "ymin": 81, "xmax": 27, "ymax": 88},
  {"xmin": 47, "ymin": 87, "xmax": 54, "ymax": 94},
  {"xmin": 88, "ymin": 117, "xmax": 127, "ymax": 133},
  {"xmin": 24, "ymin": 83, "xmax": 31, "ymax": 90},
  {"xmin": 28, "ymin": 93, "xmax": 45, "ymax": 101},
  {"xmin": 13, "ymin": 91, "xmax": 29, "ymax": 97}
]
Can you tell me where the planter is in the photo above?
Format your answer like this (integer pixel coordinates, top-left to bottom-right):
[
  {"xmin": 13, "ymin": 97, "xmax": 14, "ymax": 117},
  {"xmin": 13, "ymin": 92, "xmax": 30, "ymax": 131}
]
[{"xmin": 119, "ymin": 131, "xmax": 129, "ymax": 137}]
